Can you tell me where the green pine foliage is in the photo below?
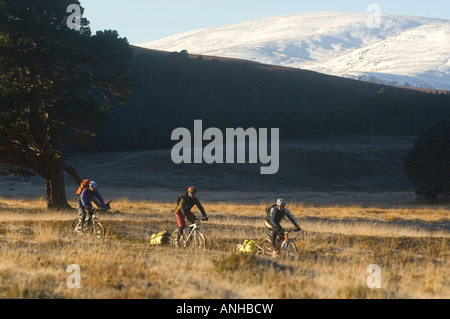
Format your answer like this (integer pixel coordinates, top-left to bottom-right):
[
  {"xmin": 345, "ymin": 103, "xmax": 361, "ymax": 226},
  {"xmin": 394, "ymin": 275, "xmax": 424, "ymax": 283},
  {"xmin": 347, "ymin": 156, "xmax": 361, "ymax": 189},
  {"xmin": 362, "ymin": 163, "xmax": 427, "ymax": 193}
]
[
  {"xmin": 0, "ymin": 0, "xmax": 134, "ymax": 209},
  {"xmin": 404, "ymin": 119, "xmax": 450, "ymax": 200}
]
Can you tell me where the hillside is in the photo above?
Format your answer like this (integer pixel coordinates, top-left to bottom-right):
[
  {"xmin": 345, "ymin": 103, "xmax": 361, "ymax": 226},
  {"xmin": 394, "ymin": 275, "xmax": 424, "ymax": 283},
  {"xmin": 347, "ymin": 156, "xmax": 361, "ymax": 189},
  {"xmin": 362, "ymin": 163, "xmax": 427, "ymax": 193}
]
[
  {"xmin": 129, "ymin": 46, "xmax": 425, "ymax": 96},
  {"xmin": 77, "ymin": 46, "xmax": 450, "ymax": 154},
  {"xmin": 137, "ymin": 12, "xmax": 450, "ymax": 90}
]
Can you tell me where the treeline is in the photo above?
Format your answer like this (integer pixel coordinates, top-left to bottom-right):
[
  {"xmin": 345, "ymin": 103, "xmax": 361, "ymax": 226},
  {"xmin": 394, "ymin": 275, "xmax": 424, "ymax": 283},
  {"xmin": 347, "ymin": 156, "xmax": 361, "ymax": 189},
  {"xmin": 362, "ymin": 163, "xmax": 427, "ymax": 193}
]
[{"xmin": 66, "ymin": 49, "xmax": 450, "ymax": 154}]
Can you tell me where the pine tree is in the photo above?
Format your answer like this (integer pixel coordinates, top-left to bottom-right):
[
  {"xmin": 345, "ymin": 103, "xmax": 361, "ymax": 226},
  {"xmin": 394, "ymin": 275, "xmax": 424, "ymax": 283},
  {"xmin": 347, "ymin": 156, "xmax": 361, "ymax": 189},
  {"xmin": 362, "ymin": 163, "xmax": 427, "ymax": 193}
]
[
  {"xmin": 404, "ymin": 119, "xmax": 450, "ymax": 200},
  {"xmin": 0, "ymin": 0, "xmax": 134, "ymax": 209}
]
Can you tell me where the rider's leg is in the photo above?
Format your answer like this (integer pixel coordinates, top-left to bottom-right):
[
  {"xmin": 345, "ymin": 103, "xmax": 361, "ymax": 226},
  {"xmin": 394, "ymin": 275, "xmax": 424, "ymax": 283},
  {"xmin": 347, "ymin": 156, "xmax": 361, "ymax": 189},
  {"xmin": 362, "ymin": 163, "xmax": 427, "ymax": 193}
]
[
  {"xmin": 264, "ymin": 220, "xmax": 280, "ymax": 251},
  {"xmin": 80, "ymin": 211, "xmax": 87, "ymax": 229},
  {"xmin": 77, "ymin": 196, "xmax": 86, "ymax": 228},
  {"xmin": 76, "ymin": 196, "xmax": 83, "ymax": 215},
  {"xmin": 175, "ymin": 210, "xmax": 186, "ymax": 241},
  {"xmin": 186, "ymin": 211, "xmax": 196, "ymax": 224},
  {"xmin": 273, "ymin": 228, "xmax": 283, "ymax": 251},
  {"xmin": 271, "ymin": 230, "xmax": 278, "ymax": 250},
  {"xmin": 86, "ymin": 210, "xmax": 93, "ymax": 227}
]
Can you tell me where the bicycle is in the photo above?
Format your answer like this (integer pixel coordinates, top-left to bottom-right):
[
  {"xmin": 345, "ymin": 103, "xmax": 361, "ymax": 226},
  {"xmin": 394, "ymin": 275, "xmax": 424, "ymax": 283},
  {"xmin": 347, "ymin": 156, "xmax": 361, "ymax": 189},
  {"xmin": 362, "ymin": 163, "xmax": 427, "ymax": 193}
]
[
  {"xmin": 71, "ymin": 201, "xmax": 111, "ymax": 240},
  {"xmin": 258, "ymin": 229, "xmax": 299, "ymax": 258},
  {"xmin": 171, "ymin": 218, "xmax": 207, "ymax": 249}
]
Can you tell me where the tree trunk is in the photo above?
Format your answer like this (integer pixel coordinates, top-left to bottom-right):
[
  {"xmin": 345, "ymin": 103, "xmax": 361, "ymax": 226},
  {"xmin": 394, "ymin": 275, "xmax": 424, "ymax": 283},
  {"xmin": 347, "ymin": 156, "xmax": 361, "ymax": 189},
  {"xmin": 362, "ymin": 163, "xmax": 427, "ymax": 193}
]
[{"xmin": 45, "ymin": 159, "xmax": 71, "ymax": 210}]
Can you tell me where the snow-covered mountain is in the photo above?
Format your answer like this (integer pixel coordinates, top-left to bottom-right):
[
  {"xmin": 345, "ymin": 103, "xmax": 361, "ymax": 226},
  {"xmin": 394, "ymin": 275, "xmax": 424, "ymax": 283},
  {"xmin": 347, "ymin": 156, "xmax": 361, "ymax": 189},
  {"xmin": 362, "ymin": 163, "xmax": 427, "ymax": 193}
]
[{"xmin": 137, "ymin": 12, "xmax": 450, "ymax": 90}]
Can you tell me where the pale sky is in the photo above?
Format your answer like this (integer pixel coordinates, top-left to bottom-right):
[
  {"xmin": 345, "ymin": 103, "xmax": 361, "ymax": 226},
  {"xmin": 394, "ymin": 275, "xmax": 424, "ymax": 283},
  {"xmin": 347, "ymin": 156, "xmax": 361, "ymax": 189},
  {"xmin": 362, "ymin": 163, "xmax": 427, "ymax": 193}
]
[{"xmin": 78, "ymin": 0, "xmax": 450, "ymax": 44}]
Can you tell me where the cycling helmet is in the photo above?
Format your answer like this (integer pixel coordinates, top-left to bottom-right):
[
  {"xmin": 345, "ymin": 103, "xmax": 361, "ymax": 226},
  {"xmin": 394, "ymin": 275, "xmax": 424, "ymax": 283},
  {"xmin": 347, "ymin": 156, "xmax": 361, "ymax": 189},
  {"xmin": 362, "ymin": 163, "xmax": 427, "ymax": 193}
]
[
  {"xmin": 188, "ymin": 186, "xmax": 197, "ymax": 194},
  {"xmin": 89, "ymin": 181, "xmax": 98, "ymax": 190},
  {"xmin": 277, "ymin": 198, "xmax": 286, "ymax": 206}
]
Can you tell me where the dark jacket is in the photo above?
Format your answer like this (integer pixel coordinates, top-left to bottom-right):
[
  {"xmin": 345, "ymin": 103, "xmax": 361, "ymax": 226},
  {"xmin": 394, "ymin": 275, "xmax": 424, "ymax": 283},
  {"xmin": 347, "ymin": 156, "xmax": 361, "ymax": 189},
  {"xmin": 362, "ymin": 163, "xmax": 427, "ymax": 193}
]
[
  {"xmin": 265, "ymin": 206, "xmax": 299, "ymax": 229},
  {"xmin": 81, "ymin": 188, "xmax": 106, "ymax": 209},
  {"xmin": 176, "ymin": 193, "xmax": 206, "ymax": 217}
]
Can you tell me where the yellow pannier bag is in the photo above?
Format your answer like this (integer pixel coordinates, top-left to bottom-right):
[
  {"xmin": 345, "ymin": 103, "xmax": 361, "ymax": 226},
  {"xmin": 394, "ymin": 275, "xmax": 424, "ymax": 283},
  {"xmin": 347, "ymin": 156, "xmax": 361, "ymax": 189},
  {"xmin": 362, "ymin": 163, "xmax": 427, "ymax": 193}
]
[
  {"xmin": 150, "ymin": 230, "xmax": 170, "ymax": 245},
  {"xmin": 238, "ymin": 240, "xmax": 258, "ymax": 253}
]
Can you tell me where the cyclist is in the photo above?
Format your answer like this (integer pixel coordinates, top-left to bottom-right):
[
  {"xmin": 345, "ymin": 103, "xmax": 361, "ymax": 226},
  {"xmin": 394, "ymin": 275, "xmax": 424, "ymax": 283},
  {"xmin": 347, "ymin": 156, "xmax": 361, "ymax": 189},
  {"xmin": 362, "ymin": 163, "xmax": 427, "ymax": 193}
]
[
  {"xmin": 264, "ymin": 198, "xmax": 301, "ymax": 250},
  {"xmin": 175, "ymin": 186, "xmax": 208, "ymax": 241},
  {"xmin": 80, "ymin": 181, "xmax": 107, "ymax": 229}
]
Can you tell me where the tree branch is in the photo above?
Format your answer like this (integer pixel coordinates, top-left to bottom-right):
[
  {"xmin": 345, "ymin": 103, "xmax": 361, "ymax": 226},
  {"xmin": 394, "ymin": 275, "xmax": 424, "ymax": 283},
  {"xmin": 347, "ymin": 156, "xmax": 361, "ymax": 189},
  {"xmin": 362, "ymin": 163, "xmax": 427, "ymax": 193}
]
[{"xmin": 62, "ymin": 161, "xmax": 82, "ymax": 185}]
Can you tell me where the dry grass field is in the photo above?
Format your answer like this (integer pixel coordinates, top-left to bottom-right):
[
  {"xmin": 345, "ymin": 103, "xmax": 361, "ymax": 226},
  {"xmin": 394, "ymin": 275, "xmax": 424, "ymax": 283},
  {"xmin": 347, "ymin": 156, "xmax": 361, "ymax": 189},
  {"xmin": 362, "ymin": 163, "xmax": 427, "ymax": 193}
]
[
  {"xmin": 0, "ymin": 136, "xmax": 448, "ymax": 299},
  {"xmin": 0, "ymin": 197, "xmax": 448, "ymax": 299}
]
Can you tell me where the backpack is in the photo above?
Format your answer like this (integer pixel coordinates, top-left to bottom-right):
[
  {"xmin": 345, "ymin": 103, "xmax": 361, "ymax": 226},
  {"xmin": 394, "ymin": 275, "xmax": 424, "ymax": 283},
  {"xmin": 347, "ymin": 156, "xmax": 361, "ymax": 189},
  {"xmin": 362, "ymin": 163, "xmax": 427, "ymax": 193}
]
[
  {"xmin": 76, "ymin": 179, "xmax": 91, "ymax": 195},
  {"xmin": 150, "ymin": 230, "xmax": 171, "ymax": 245},
  {"xmin": 237, "ymin": 240, "xmax": 259, "ymax": 254},
  {"xmin": 176, "ymin": 193, "xmax": 186, "ymax": 206},
  {"xmin": 265, "ymin": 204, "xmax": 277, "ymax": 220}
]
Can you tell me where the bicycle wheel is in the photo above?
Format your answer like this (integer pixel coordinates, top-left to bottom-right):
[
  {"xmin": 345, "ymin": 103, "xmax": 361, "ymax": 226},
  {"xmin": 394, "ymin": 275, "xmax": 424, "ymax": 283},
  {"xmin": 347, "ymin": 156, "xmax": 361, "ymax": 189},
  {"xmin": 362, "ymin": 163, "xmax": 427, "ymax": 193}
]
[
  {"xmin": 284, "ymin": 241, "xmax": 298, "ymax": 257},
  {"xmin": 171, "ymin": 229, "xmax": 182, "ymax": 248},
  {"xmin": 72, "ymin": 218, "xmax": 83, "ymax": 235},
  {"xmin": 91, "ymin": 220, "xmax": 105, "ymax": 240},
  {"xmin": 193, "ymin": 232, "xmax": 206, "ymax": 249},
  {"xmin": 259, "ymin": 238, "xmax": 276, "ymax": 256}
]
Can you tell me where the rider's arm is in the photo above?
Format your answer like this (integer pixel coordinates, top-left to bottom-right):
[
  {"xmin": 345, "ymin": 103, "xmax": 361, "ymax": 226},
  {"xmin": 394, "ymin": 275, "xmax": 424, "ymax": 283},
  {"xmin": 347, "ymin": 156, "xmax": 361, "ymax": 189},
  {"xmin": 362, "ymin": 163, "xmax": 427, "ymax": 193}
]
[
  {"xmin": 93, "ymin": 191, "xmax": 106, "ymax": 209},
  {"xmin": 284, "ymin": 208, "xmax": 301, "ymax": 229},
  {"xmin": 195, "ymin": 198, "xmax": 207, "ymax": 218}
]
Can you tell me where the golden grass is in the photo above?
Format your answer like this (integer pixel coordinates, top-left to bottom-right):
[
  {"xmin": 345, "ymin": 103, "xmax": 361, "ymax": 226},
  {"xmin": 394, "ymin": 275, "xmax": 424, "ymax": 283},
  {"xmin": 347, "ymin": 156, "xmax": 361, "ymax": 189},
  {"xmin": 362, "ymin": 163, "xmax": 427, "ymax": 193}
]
[{"xmin": 0, "ymin": 198, "xmax": 448, "ymax": 299}]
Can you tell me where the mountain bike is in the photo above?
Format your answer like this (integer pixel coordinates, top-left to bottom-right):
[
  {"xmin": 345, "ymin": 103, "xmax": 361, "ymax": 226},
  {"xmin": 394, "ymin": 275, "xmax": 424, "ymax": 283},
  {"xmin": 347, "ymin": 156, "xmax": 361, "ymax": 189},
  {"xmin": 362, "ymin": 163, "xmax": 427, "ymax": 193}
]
[
  {"xmin": 171, "ymin": 218, "xmax": 207, "ymax": 249},
  {"xmin": 258, "ymin": 229, "xmax": 299, "ymax": 258},
  {"xmin": 71, "ymin": 201, "xmax": 111, "ymax": 240}
]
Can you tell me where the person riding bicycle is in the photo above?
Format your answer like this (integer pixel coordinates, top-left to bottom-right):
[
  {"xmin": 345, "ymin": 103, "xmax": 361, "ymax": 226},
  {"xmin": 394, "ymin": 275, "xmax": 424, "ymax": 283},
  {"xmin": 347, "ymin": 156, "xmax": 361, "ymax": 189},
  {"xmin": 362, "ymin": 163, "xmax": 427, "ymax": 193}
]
[
  {"xmin": 80, "ymin": 181, "xmax": 107, "ymax": 229},
  {"xmin": 264, "ymin": 198, "xmax": 301, "ymax": 251},
  {"xmin": 175, "ymin": 186, "xmax": 208, "ymax": 241}
]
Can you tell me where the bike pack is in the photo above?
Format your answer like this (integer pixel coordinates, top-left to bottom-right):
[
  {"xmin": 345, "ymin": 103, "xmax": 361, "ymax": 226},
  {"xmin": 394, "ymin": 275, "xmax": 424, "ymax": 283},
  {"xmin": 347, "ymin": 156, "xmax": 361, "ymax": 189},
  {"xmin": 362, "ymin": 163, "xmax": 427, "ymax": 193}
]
[
  {"xmin": 265, "ymin": 204, "xmax": 277, "ymax": 220},
  {"xmin": 150, "ymin": 230, "xmax": 171, "ymax": 245},
  {"xmin": 176, "ymin": 193, "xmax": 186, "ymax": 206},
  {"xmin": 238, "ymin": 240, "xmax": 259, "ymax": 254},
  {"xmin": 76, "ymin": 179, "xmax": 91, "ymax": 195}
]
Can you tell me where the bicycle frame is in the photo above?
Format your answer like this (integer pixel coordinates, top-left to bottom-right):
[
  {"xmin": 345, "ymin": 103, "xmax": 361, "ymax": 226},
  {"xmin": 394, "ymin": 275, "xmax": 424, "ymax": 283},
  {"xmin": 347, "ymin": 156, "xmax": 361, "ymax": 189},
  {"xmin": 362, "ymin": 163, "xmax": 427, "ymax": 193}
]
[
  {"xmin": 83, "ymin": 209, "xmax": 99, "ymax": 227},
  {"xmin": 261, "ymin": 229, "xmax": 297, "ymax": 257},
  {"xmin": 173, "ymin": 218, "xmax": 207, "ymax": 249},
  {"xmin": 279, "ymin": 232, "xmax": 292, "ymax": 249},
  {"xmin": 182, "ymin": 222, "xmax": 199, "ymax": 244},
  {"xmin": 72, "ymin": 202, "xmax": 110, "ymax": 240},
  {"xmin": 83, "ymin": 200, "xmax": 112, "ymax": 226}
]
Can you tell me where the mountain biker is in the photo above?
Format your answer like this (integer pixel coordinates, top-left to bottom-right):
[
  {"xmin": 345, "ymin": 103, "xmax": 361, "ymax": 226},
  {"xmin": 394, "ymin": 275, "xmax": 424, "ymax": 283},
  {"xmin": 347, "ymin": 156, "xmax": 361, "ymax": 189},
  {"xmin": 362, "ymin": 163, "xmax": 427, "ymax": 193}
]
[
  {"xmin": 264, "ymin": 198, "xmax": 301, "ymax": 250},
  {"xmin": 175, "ymin": 186, "xmax": 208, "ymax": 241},
  {"xmin": 80, "ymin": 181, "xmax": 107, "ymax": 229}
]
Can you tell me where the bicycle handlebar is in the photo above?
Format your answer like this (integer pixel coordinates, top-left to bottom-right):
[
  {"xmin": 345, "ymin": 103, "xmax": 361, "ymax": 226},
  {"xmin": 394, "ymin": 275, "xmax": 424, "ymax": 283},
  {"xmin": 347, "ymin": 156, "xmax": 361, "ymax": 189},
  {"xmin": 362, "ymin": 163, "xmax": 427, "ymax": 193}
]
[
  {"xmin": 84, "ymin": 200, "xmax": 113, "ymax": 213},
  {"xmin": 84, "ymin": 206, "xmax": 111, "ymax": 214},
  {"xmin": 284, "ymin": 228, "xmax": 302, "ymax": 234},
  {"xmin": 193, "ymin": 218, "xmax": 208, "ymax": 223}
]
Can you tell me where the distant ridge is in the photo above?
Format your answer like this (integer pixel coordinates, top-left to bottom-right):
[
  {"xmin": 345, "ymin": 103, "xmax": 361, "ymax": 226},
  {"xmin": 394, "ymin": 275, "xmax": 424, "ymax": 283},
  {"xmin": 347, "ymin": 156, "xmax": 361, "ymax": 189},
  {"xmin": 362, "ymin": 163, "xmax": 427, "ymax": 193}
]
[
  {"xmin": 130, "ymin": 45, "xmax": 433, "ymax": 96},
  {"xmin": 137, "ymin": 12, "xmax": 450, "ymax": 90}
]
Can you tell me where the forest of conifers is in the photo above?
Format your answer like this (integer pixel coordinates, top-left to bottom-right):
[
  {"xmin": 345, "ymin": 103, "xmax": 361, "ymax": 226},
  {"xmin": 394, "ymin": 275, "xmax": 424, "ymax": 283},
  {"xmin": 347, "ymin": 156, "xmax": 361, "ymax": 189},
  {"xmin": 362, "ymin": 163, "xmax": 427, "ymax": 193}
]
[{"xmin": 66, "ymin": 47, "xmax": 450, "ymax": 155}]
